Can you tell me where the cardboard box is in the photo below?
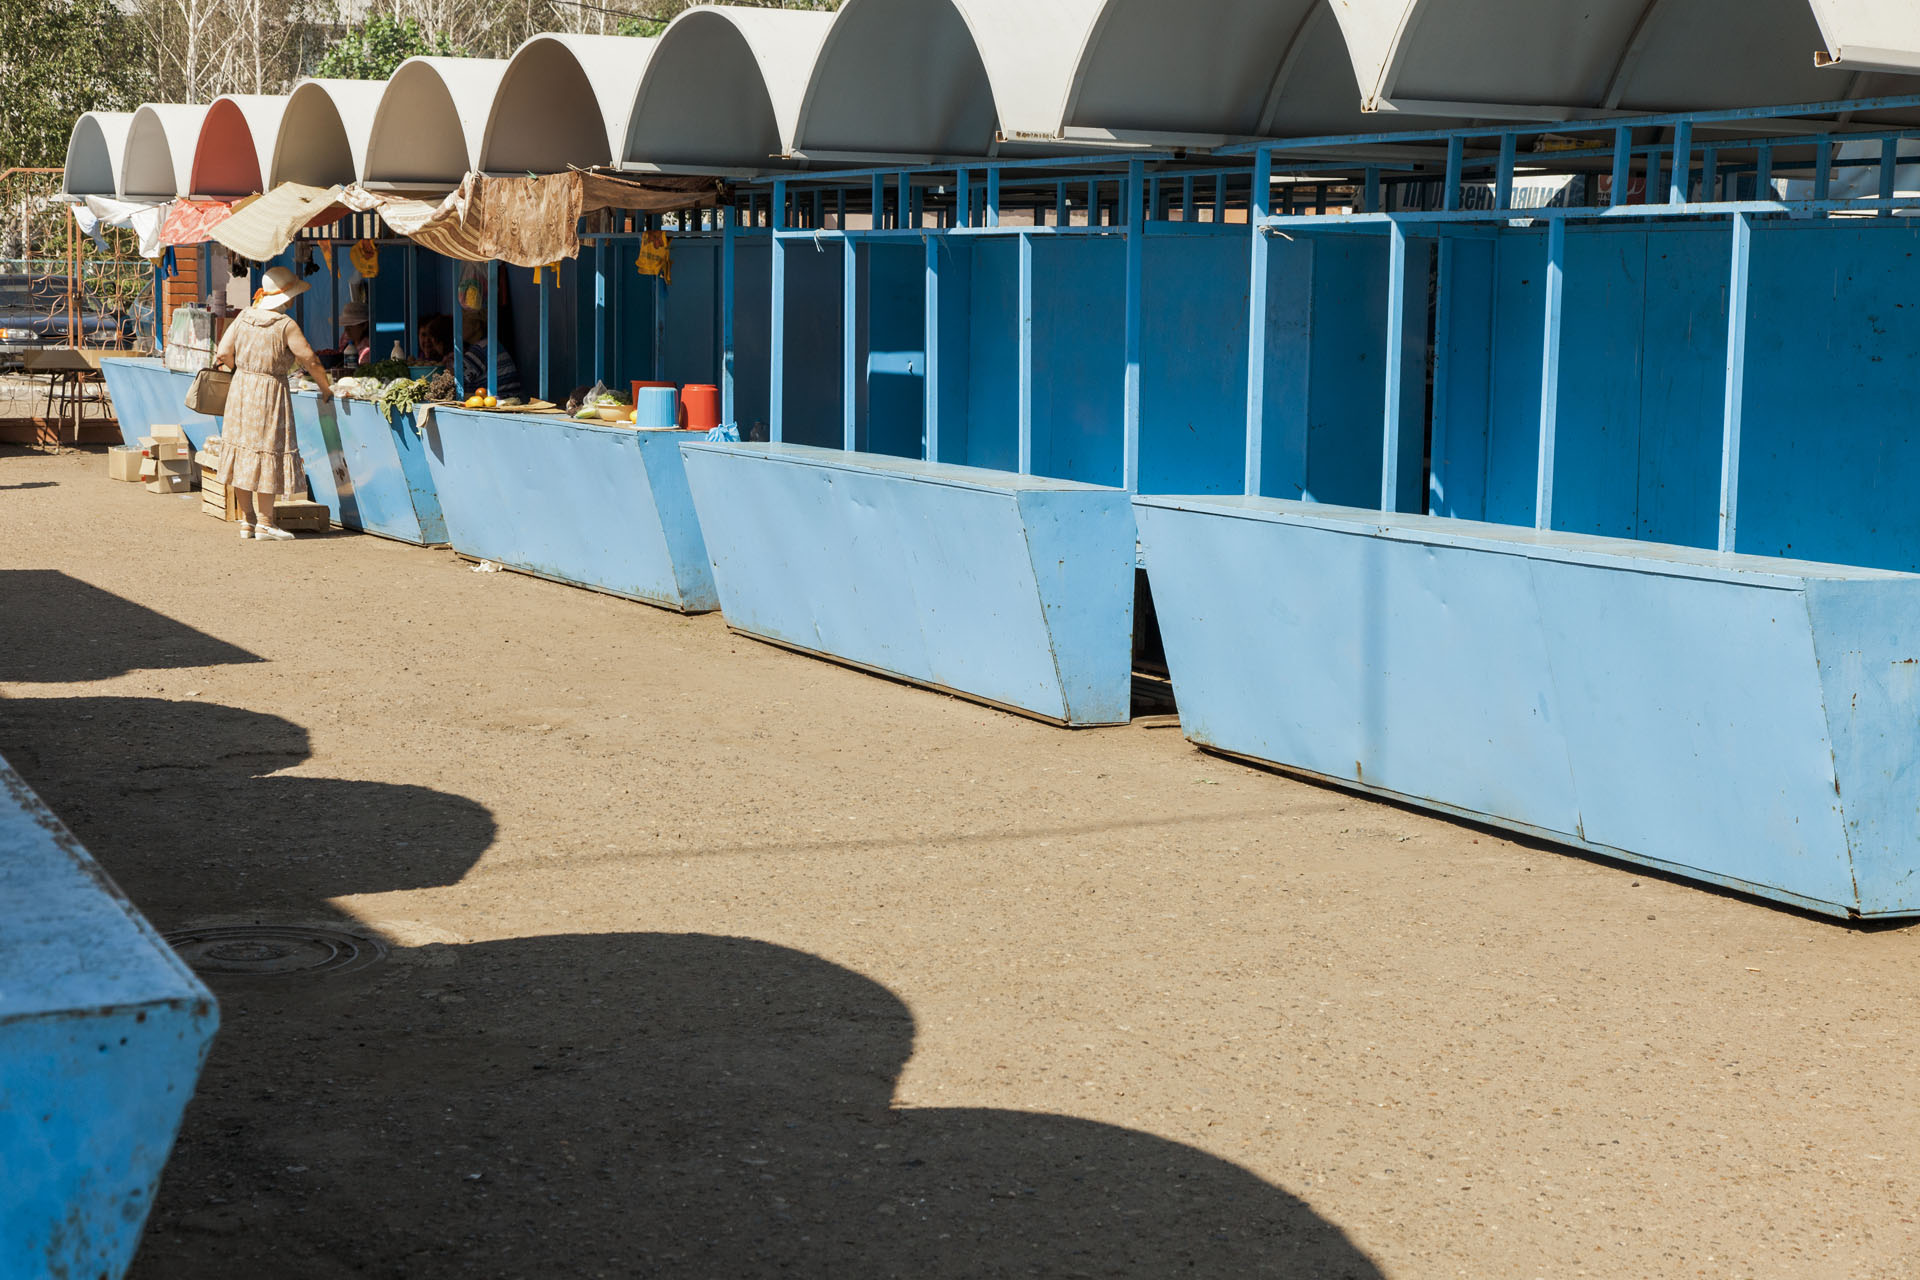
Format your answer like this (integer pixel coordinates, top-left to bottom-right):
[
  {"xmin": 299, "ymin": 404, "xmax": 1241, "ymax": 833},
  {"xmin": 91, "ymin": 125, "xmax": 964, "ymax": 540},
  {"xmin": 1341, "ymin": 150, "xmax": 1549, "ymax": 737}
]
[
  {"xmin": 150, "ymin": 439, "xmax": 192, "ymax": 463},
  {"xmin": 147, "ymin": 470, "xmax": 194, "ymax": 495},
  {"xmin": 139, "ymin": 456, "xmax": 156, "ymax": 481},
  {"xmin": 107, "ymin": 446, "xmax": 141, "ymax": 482},
  {"xmin": 151, "ymin": 424, "xmax": 186, "ymax": 442}
]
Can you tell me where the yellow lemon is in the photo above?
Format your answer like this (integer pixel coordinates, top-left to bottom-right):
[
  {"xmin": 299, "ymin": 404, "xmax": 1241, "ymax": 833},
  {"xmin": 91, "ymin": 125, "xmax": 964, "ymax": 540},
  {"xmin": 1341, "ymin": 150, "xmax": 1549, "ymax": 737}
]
[
  {"xmin": 465, "ymin": 395, "xmax": 482, "ymax": 409},
  {"xmin": 484, "ymin": 395, "xmax": 498, "ymax": 408}
]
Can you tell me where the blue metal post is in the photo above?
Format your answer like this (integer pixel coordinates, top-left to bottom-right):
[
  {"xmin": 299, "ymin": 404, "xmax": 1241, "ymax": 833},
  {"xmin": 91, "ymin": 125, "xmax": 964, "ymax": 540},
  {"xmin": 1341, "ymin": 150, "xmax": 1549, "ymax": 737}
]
[
  {"xmin": 1444, "ymin": 136, "xmax": 1464, "ymax": 212},
  {"xmin": 923, "ymin": 232, "xmax": 940, "ymax": 462},
  {"xmin": 1881, "ymin": 136, "xmax": 1898, "ymax": 218},
  {"xmin": 1669, "ymin": 121, "xmax": 1691, "ymax": 204},
  {"xmin": 986, "ymin": 167, "xmax": 1000, "ymax": 227},
  {"xmin": 1122, "ymin": 159, "xmax": 1144, "ymax": 493},
  {"xmin": 1815, "ymin": 139, "xmax": 1833, "ymax": 202},
  {"xmin": 1382, "ymin": 217, "xmax": 1406, "ymax": 512},
  {"xmin": 1055, "ymin": 183, "xmax": 1068, "ymax": 226},
  {"xmin": 1496, "ymin": 134, "xmax": 1517, "ymax": 209},
  {"xmin": 871, "ymin": 174, "xmax": 886, "ymax": 228},
  {"xmin": 1018, "ymin": 230, "xmax": 1034, "ymax": 475},
  {"xmin": 1646, "ymin": 145, "xmax": 1663, "ymax": 208},
  {"xmin": 1536, "ymin": 216, "xmax": 1566, "ymax": 531},
  {"xmin": 451, "ymin": 267, "xmax": 465, "ymax": 399},
  {"xmin": 485, "ymin": 259, "xmax": 499, "ymax": 396},
  {"xmin": 403, "ymin": 244, "xmax": 417, "ymax": 354},
  {"xmin": 957, "ymin": 170, "xmax": 972, "ymax": 228},
  {"xmin": 1611, "ymin": 126, "xmax": 1632, "ymax": 207},
  {"xmin": 1181, "ymin": 175, "xmax": 1194, "ymax": 221},
  {"xmin": 1244, "ymin": 146, "xmax": 1273, "ymax": 498},
  {"xmin": 771, "ymin": 180, "xmax": 787, "ymax": 442},
  {"xmin": 653, "ymin": 273, "xmax": 666, "ymax": 380},
  {"xmin": 897, "ymin": 171, "xmax": 910, "ymax": 228},
  {"xmin": 1087, "ymin": 179, "xmax": 1099, "ymax": 225},
  {"xmin": 1364, "ymin": 166, "xmax": 1381, "ymax": 214},
  {"xmin": 1701, "ymin": 146, "xmax": 1719, "ymax": 203},
  {"xmin": 592, "ymin": 240, "xmax": 606, "ymax": 386},
  {"xmin": 721, "ymin": 204, "xmax": 736, "ymax": 426},
  {"xmin": 1213, "ymin": 174, "xmax": 1227, "ymax": 223},
  {"xmin": 1720, "ymin": 211, "xmax": 1752, "ymax": 553},
  {"xmin": 843, "ymin": 236, "xmax": 857, "ymax": 451},
  {"xmin": 1756, "ymin": 144, "xmax": 1773, "ymax": 194},
  {"xmin": 537, "ymin": 260, "xmax": 550, "ymax": 403}
]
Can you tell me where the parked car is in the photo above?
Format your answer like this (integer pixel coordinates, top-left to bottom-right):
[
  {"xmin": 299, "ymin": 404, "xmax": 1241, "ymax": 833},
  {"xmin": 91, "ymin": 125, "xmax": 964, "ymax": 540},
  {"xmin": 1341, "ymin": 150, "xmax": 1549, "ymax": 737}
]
[{"xmin": 0, "ymin": 274, "xmax": 134, "ymax": 368}]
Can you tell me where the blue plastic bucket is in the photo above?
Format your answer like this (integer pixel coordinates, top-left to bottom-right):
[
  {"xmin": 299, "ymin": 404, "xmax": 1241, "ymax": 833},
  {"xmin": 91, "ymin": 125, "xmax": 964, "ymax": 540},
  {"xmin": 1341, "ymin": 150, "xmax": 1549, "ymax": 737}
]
[{"xmin": 634, "ymin": 386, "xmax": 679, "ymax": 429}]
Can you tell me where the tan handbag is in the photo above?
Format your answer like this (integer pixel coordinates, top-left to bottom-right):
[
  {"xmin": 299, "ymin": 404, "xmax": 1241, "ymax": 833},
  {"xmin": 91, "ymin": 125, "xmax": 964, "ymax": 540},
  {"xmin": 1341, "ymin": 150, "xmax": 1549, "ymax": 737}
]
[{"xmin": 185, "ymin": 367, "xmax": 231, "ymax": 416}]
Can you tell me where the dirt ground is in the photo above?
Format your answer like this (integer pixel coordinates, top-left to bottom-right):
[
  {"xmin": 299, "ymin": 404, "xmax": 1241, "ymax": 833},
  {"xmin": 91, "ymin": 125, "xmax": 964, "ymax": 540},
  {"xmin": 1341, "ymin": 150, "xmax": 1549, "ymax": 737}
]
[{"xmin": 3, "ymin": 443, "xmax": 1918, "ymax": 1279}]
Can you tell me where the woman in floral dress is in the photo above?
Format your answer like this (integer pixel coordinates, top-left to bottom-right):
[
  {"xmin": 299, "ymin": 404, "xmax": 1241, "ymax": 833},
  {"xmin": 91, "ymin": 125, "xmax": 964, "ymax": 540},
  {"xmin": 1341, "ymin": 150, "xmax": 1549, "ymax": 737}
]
[{"xmin": 212, "ymin": 265, "xmax": 333, "ymax": 541}]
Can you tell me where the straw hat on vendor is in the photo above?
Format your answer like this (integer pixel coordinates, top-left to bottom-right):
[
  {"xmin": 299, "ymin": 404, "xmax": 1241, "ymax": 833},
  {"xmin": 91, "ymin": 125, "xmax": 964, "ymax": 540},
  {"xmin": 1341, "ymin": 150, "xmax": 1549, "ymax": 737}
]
[
  {"xmin": 211, "ymin": 265, "xmax": 334, "ymax": 541},
  {"xmin": 340, "ymin": 299, "xmax": 372, "ymax": 366}
]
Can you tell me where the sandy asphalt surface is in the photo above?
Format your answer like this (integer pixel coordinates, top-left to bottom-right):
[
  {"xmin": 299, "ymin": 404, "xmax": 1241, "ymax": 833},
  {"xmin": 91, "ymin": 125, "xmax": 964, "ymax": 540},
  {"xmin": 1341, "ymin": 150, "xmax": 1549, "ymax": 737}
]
[{"xmin": 2, "ymin": 444, "xmax": 1918, "ymax": 1279}]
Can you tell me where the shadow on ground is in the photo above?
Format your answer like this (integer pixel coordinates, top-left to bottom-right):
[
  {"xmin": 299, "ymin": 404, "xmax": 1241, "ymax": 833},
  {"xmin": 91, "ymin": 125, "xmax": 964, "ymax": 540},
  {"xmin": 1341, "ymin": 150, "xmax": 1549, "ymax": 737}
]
[
  {"xmin": 0, "ymin": 570, "xmax": 261, "ymax": 683},
  {"xmin": 0, "ymin": 585, "xmax": 1382, "ymax": 1278}
]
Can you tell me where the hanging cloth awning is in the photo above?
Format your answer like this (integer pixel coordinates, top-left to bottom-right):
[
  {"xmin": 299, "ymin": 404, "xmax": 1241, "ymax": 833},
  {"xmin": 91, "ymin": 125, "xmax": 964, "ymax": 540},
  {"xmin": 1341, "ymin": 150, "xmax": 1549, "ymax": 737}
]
[
  {"xmin": 159, "ymin": 198, "xmax": 239, "ymax": 247},
  {"xmin": 339, "ymin": 171, "xmax": 725, "ymax": 266},
  {"xmin": 207, "ymin": 182, "xmax": 349, "ymax": 260},
  {"xmin": 71, "ymin": 197, "xmax": 168, "ymax": 259}
]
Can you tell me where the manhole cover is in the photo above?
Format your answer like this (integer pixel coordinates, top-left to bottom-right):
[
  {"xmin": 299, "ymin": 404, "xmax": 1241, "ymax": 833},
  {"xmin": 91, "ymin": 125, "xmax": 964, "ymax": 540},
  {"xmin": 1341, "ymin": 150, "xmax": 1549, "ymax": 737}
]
[{"xmin": 166, "ymin": 924, "xmax": 388, "ymax": 977}]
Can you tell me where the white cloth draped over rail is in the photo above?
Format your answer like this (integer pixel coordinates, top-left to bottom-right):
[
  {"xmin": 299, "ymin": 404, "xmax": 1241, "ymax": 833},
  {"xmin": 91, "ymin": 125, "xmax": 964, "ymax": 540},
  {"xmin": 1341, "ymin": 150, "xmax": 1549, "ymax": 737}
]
[{"xmin": 70, "ymin": 197, "xmax": 166, "ymax": 259}]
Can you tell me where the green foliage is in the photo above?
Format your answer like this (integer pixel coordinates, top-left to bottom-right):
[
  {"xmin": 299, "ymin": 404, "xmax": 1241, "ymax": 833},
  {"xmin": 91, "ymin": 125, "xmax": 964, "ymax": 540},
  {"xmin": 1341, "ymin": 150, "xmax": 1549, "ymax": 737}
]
[
  {"xmin": 615, "ymin": 16, "xmax": 665, "ymax": 37},
  {"xmin": 0, "ymin": 0, "xmax": 149, "ymax": 169},
  {"xmin": 313, "ymin": 14, "xmax": 462, "ymax": 81}
]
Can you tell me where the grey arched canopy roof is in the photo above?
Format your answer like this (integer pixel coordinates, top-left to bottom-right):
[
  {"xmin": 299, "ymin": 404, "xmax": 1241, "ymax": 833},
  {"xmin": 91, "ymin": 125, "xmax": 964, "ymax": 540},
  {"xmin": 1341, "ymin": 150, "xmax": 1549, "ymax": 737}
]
[
  {"xmin": 623, "ymin": 7, "xmax": 834, "ymax": 169},
  {"xmin": 63, "ymin": 112, "xmax": 133, "ymax": 198},
  {"xmin": 482, "ymin": 35, "xmax": 654, "ymax": 174},
  {"xmin": 190, "ymin": 95, "xmax": 288, "ymax": 197},
  {"xmin": 272, "ymin": 79, "xmax": 384, "ymax": 188},
  {"xmin": 122, "ymin": 105, "xmax": 208, "ymax": 200},
  {"xmin": 1355, "ymin": 0, "xmax": 1920, "ymax": 120},
  {"xmin": 365, "ymin": 56, "xmax": 508, "ymax": 188},
  {"xmin": 792, "ymin": 0, "xmax": 1411, "ymax": 159}
]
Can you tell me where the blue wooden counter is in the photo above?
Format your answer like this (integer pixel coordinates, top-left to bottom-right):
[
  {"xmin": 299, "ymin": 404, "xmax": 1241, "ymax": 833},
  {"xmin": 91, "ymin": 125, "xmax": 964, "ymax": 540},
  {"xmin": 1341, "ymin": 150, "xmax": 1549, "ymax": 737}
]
[
  {"xmin": 1, "ymin": 753, "xmax": 217, "ymax": 1280},
  {"xmin": 421, "ymin": 409, "xmax": 717, "ymax": 613},
  {"xmin": 289, "ymin": 392, "xmax": 446, "ymax": 546},
  {"xmin": 1136, "ymin": 495, "xmax": 1920, "ymax": 919},
  {"xmin": 681, "ymin": 443, "xmax": 1136, "ymax": 726},
  {"xmin": 98, "ymin": 356, "xmax": 221, "ymax": 449}
]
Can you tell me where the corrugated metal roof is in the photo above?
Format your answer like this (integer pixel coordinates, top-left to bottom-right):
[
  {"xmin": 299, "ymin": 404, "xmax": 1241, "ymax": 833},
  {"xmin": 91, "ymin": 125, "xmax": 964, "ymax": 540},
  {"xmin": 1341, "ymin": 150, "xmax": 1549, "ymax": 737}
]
[
  {"xmin": 365, "ymin": 57, "xmax": 509, "ymax": 188},
  {"xmin": 272, "ymin": 80, "xmax": 383, "ymax": 188},
  {"xmin": 623, "ymin": 7, "xmax": 835, "ymax": 169},
  {"xmin": 484, "ymin": 35, "xmax": 655, "ymax": 174},
  {"xmin": 191, "ymin": 95, "xmax": 288, "ymax": 197},
  {"xmin": 121, "ymin": 104, "xmax": 207, "ymax": 201},
  {"xmin": 62, "ymin": 112, "xmax": 133, "ymax": 198}
]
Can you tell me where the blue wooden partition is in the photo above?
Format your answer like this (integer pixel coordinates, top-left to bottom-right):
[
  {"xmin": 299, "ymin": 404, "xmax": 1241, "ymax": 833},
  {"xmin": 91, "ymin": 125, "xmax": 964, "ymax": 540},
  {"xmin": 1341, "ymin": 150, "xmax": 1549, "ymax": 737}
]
[
  {"xmin": 99, "ymin": 357, "xmax": 220, "ymax": 449},
  {"xmin": 1136, "ymin": 496, "xmax": 1920, "ymax": 920},
  {"xmin": 288, "ymin": 392, "xmax": 446, "ymax": 545},
  {"xmin": 423, "ymin": 408, "xmax": 716, "ymax": 612},
  {"xmin": 1, "ymin": 752, "xmax": 217, "ymax": 1278}
]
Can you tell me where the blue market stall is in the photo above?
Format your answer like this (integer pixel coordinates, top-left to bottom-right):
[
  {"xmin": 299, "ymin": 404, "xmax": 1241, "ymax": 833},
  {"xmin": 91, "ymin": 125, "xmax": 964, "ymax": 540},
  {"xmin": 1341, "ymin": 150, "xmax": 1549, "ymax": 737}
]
[{"xmin": 1137, "ymin": 89, "xmax": 1920, "ymax": 919}]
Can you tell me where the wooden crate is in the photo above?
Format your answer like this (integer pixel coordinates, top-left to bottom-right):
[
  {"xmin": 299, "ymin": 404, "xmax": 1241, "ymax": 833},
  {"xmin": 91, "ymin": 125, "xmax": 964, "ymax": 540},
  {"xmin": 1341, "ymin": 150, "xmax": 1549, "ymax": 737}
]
[{"xmin": 273, "ymin": 499, "xmax": 330, "ymax": 533}]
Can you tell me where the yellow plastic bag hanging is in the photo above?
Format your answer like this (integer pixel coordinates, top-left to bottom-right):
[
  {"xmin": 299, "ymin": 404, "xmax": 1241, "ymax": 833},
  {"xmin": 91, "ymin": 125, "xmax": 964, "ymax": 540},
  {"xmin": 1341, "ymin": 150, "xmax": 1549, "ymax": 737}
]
[
  {"xmin": 635, "ymin": 230, "xmax": 671, "ymax": 286},
  {"xmin": 317, "ymin": 241, "xmax": 334, "ymax": 272},
  {"xmin": 350, "ymin": 239, "xmax": 379, "ymax": 278}
]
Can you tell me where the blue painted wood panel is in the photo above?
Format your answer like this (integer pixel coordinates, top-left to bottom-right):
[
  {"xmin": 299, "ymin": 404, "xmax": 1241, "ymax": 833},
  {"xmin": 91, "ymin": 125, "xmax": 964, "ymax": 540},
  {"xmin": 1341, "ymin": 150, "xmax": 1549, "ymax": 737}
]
[
  {"xmin": 682, "ymin": 442, "xmax": 1136, "ymax": 724},
  {"xmin": 1137, "ymin": 494, "xmax": 1920, "ymax": 918},
  {"xmin": 288, "ymin": 394, "xmax": 445, "ymax": 545},
  {"xmin": 421, "ymin": 409, "xmax": 715, "ymax": 612},
  {"xmin": 99, "ymin": 357, "xmax": 220, "ymax": 449},
  {"xmin": 1, "ymin": 752, "xmax": 216, "ymax": 1280}
]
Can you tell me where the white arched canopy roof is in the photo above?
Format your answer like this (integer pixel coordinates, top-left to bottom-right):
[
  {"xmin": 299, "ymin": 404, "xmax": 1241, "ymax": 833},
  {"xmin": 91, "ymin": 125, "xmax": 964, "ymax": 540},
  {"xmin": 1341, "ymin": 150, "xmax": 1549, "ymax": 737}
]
[
  {"xmin": 624, "ymin": 7, "xmax": 833, "ymax": 169},
  {"xmin": 63, "ymin": 112, "xmax": 133, "ymax": 198},
  {"xmin": 272, "ymin": 79, "xmax": 383, "ymax": 188},
  {"xmin": 1357, "ymin": 0, "xmax": 1920, "ymax": 120},
  {"xmin": 190, "ymin": 94, "xmax": 288, "ymax": 197},
  {"xmin": 365, "ymin": 57, "xmax": 508, "ymax": 188},
  {"xmin": 793, "ymin": 0, "xmax": 1412, "ymax": 159},
  {"xmin": 122, "ymin": 105, "xmax": 208, "ymax": 200},
  {"xmin": 483, "ymin": 35, "xmax": 653, "ymax": 174},
  {"xmin": 1063, "ymin": 0, "xmax": 1416, "ymax": 143}
]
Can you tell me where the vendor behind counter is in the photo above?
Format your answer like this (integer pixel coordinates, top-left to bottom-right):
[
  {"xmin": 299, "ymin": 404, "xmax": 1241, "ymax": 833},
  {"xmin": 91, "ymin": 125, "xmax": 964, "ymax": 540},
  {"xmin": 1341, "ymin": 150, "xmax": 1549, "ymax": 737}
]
[{"xmin": 420, "ymin": 312, "xmax": 523, "ymax": 400}]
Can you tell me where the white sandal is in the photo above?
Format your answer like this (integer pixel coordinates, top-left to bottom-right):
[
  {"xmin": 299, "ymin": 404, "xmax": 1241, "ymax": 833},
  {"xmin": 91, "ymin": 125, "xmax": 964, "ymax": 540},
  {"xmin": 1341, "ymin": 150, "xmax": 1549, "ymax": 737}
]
[
  {"xmin": 238, "ymin": 522, "xmax": 255, "ymax": 540},
  {"xmin": 254, "ymin": 524, "xmax": 295, "ymax": 541}
]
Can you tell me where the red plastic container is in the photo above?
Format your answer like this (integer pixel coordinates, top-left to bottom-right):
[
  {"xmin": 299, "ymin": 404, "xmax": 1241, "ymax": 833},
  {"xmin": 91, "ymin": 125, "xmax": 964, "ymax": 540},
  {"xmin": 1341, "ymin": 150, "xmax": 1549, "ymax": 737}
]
[
  {"xmin": 630, "ymin": 379, "xmax": 674, "ymax": 408},
  {"xmin": 681, "ymin": 383, "xmax": 721, "ymax": 432}
]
